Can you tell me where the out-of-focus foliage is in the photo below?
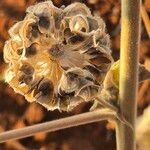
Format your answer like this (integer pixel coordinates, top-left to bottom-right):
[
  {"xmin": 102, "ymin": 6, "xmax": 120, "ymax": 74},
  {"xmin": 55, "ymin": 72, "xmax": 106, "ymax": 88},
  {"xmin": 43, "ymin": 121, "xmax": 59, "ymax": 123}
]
[{"xmin": 137, "ymin": 106, "xmax": 150, "ymax": 150}]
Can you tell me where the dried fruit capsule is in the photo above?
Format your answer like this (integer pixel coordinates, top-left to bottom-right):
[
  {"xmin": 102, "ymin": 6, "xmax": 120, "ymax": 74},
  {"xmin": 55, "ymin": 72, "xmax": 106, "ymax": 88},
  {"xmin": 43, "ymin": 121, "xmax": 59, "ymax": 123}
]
[{"xmin": 3, "ymin": 1, "xmax": 113, "ymax": 111}]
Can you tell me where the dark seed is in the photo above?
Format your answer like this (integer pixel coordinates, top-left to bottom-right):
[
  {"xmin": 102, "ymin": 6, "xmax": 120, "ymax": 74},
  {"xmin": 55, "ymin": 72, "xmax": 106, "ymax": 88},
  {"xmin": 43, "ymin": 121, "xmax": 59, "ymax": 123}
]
[
  {"xmin": 38, "ymin": 80, "xmax": 53, "ymax": 96},
  {"xmin": 81, "ymin": 27, "xmax": 86, "ymax": 32},
  {"xmin": 48, "ymin": 44, "xmax": 63, "ymax": 57},
  {"xmin": 20, "ymin": 63, "xmax": 34, "ymax": 75},
  {"xmin": 64, "ymin": 28, "xmax": 73, "ymax": 38},
  {"xmin": 39, "ymin": 16, "xmax": 50, "ymax": 29},
  {"xmin": 85, "ymin": 47, "xmax": 99, "ymax": 56},
  {"xmin": 17, "ymin": 49, "xmax": 23, "ymax": 55},
  {"xmin": 67, "ymin": 72, "xmax": 78, "ymax": 81},
  {"xmin": 57, "ymin": 90, "xmax": 75, "ymax": 100},
  {"xmin": 84, "ymin": 65, "xmax": 101, "ymax": 77},
  {"xmin": 85, "ymin": 76, "xmax": 94, "ymax": 82},
  {"xmin": 61, "ymin": 66, "xmax": 69, "ymax": 71},
  {"xmin": 90, "ymin": 55, "xmax": 111, "ymax": 64},
  {"xmin": 63, "ymin": 28, "xmax": 74, "ymax": 44},
  {"xmin": 87, "ymin": 17, "xmax": 99, "ymax": 31},
  {"xmin": 67, "ymin": 91, "xmax": 75, "ymax": 96},
  {"xmin": 26, "ymin": 44, "xmax": 37, "ymax": 57},
  {"xmin": 62, "ymin": 39, "xmax": 67, "ymax": 45},
  {"xmin": 68, "ymin": 34, "xmax": 84, "ymax": 44},
  {"xmin": 54, "ymin": 14, "xmax": 63, "ymax": 29},
  {"xmin": 31, "ymin": 25, "xmax": 39, "ymax": 38},
  {"xmin": 19, "ymin": 74, "xmax": 33, "ymax": 85}
]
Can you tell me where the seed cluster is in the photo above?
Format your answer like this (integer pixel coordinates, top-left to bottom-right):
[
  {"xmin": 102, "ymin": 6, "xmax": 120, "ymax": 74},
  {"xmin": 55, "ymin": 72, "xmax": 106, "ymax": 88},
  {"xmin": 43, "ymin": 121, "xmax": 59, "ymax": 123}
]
[{"xmin": 3, "ymin": 1, "xmax": 113, "ymax": 111}]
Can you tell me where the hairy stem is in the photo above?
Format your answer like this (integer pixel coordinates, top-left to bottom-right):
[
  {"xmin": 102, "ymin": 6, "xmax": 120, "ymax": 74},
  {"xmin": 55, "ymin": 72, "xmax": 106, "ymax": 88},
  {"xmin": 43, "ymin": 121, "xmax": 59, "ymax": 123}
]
[
  {"xmin": 116, "ymin": 0, "xmax": 141, "ymax": 150},
  {"xmin": 0, "ymin": 109, "xmax": 115, "ymax": 143}
]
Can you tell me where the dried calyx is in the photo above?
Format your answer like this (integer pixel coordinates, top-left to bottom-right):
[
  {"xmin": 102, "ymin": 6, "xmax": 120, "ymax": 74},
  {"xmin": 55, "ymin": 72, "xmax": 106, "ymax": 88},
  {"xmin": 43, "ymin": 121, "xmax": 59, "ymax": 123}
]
[{"xmin": 3, "ymin": 1, "xmax": 113, "ymax": 111}]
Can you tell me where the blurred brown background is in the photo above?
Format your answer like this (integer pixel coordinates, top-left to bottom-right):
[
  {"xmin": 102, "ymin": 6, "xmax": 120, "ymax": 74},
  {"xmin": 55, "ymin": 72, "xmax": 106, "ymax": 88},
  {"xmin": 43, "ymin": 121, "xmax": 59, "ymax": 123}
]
[{"xmin": 0, "ymin": 0, "xmax": 150, "ymax": 149}]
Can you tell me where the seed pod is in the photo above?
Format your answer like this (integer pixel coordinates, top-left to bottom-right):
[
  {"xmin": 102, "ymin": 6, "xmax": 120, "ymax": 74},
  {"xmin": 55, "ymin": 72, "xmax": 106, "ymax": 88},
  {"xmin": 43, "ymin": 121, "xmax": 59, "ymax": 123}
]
[
  {"xmin": 63, "ymin": 28, "xmax": 74, "ymax": 43},
  {"xmin": 58, "ymin": 70, "xmax": 80, "ymax": 94},
  {"xmin": 38, "ymin": 15, "xmax": 51, "ymax": 33},
  {"xmin": 3, "ymin": 39, "xmax": 24, "ymax": 63},
  {"xmin": 64, "ymin": 2, "xmax": 91, "ymax": 16},
  {"xmin": 35, "ymin": 11, "xmax": 55, "ymax": 34},
  {"xmin": 58, "ymin": 67, "xmax": 95, "ymax": 94},
  {"xmin": 26, "ymin": 1, "xmax": 61, "ymax": 17},
  {"xmin": 8, "ymin": 22, "xmax": 23, "ymax": 38},
  {"xmin": 69, "ymin": 15, "xmax": 89, "ymax": 33},
  {"xmin": 26, "ymin": 0, "xmax": 62, "ymax": 34},
  {"xmin": 87, "ymin": 16, "xmax": 106, "ymax": 32},
  {"xmin": 19, "ymin": 19, "xmax": 38, "ymax": 46},
  {"xmin": 36, "ymin": 79, "xmax": 54, "ymax": 99},
  {"xmin": 34, "ymin": 78, "xmax": 58, "ymax": 110},
  {"xmin": 94, "ymin": 29, "xmax": 111, "ymax": 50}
]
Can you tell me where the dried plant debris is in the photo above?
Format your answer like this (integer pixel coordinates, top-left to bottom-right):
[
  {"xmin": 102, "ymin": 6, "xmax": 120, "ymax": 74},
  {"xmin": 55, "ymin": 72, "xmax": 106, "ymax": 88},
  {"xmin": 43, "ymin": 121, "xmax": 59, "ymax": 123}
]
[
  {"xmin": 137, "ymin": 106, "xmax": 150, "ymax": 150},
  {"xmin": 3, "ymin": 0, "xmax": 113, "ymax": 111}
]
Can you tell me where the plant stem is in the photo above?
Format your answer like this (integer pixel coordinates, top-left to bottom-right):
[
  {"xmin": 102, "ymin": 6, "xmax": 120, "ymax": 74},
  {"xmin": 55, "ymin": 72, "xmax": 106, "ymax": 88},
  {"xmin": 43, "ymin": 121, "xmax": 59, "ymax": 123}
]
[
  {"xmin": 116, "ymin": 0, "xmax": 141, "ymax": 150},
  {"xmin": 0, "ymin": 109, "xmax": 115, "ymax": 143}
]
